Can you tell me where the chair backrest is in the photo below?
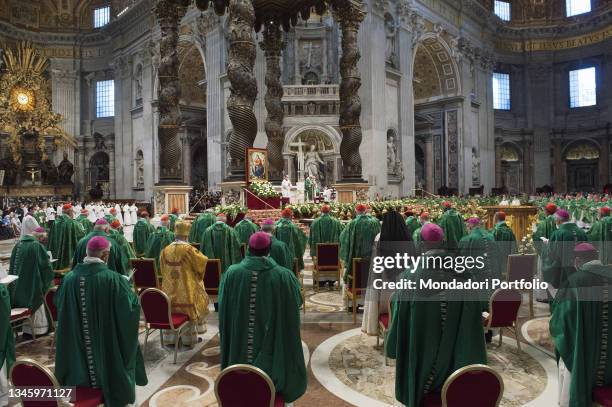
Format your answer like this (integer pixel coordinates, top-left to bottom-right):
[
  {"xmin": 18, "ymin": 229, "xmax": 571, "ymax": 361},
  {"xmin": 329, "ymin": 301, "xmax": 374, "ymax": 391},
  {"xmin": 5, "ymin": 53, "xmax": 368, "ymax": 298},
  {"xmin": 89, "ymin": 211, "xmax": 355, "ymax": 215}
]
[
  {"xmin": 488, "ymin": 289, "xmax": 522, "ymax": 328},
  {"xmin": 442, "ymin": 364, "xmax": 504, "ymax": 407},
  {"xmin": 215, "ymin": 364, "xmax": 275, "ymax": 407},
  {"xmin": 130, "ymin": 258, "xmax": 158, "ymax": 289},
  {"xmin": 351, "ymin": 257, "xmax": 371, "ymax": 290},
  {"xmin": 139, "ymin": 288, "xmax": 174, "ymax": 328},
  {"xmin": 10, "ymin": 358, "xmax": 60, "ymax": 407},
  {"xmin": 316, "ymin": 243, "xmax": 340, "ymax": 267},
  {"xmin": 507, "ymin": 254, "xmax": 537, "ymax": 283},
  {"xmin": 44, "ymin": 287, "xmax": 58, "ymax": 323},
  {"xmin": 204, "ymin": 259, "xmax": 222, "ymax": 295}
]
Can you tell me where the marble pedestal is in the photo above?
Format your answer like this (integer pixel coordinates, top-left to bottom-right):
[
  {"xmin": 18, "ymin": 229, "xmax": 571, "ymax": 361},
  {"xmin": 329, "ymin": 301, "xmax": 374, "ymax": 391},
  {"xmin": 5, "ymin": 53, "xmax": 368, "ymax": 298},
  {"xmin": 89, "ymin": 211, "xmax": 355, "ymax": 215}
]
[
  {"xmin": 219, "ymin": 181, "xmax": 246, "ymax": 206},
  {"xmin": 333, "ymin": 182, "xmax": 370, "ymax": 203},
  {"xmin": 152, "ymin": 185, "xmax": 192, "ymax": 216}
]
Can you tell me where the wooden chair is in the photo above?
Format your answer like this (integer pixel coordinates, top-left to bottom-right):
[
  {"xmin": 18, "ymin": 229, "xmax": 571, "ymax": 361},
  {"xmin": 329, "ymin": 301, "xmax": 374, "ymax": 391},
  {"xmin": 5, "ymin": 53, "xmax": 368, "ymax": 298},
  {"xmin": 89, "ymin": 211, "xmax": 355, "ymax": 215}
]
[
  {"xmin": 377, "ymin": 294, "xmax": 393, "ymax": 365},
  {"xmin": 139, "ymin": 288, "xmax": 191, "ymax": 364},
  {"xmin": 44, "ymin": 287, "xmax": 58, "ymax": 345},
  {"xmin": 215, "ymin": 364, "xmax": 284, "ymax": 407},
  {"xmin": 292, "ymin": 258, "xmax": 305, "ymax": 315},
  {"xmin": 593, "ymin": 385, "xmax": 612, "ymax": 407},
  {"xmin": 483, "ymin": 289, "xmax": 523, "ymax": 351},
  {"xmin": 421, "ymin": 364, "xmax": 504, "ymax": 407},
  {"xmin": 312, "ymin": 243, "xmax": 341, "ymax": 292},
  {"xmin": 10, "ymin": 358, "xmax": 104, "ymax": 407},
  {"xmin": 10, "ymin": 307, "xmax": 35, "ymax": 341},
  {"xmin": 345, "ymin": 257, "xmax": 370, "ymax": 324},
  {"xmin": 130, "ymin": 258, "xmax": 160, "ymax": 293},
  {"xmin": 204, "ymin": 259, "xmax": 222, "ymax": 303},
  {"xmin": 506, "ymin": 254, "xmax": 537, "ymax": 318}
]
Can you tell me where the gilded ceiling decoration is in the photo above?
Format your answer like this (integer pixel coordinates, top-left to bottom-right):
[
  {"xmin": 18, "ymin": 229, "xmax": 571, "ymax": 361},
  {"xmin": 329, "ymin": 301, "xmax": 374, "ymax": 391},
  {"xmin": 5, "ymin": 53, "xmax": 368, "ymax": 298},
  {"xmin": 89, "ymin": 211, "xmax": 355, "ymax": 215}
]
[
  {"xmin": 413, "ymin": 46, "xmax": 442, "ymax": 100},
  {"xmin": 501, "ymin": 144, "xmax": 520, "ymax": 162},
  {"xmin": 178, "ymin": 43, "xmax": 206, "ymax": 106}
]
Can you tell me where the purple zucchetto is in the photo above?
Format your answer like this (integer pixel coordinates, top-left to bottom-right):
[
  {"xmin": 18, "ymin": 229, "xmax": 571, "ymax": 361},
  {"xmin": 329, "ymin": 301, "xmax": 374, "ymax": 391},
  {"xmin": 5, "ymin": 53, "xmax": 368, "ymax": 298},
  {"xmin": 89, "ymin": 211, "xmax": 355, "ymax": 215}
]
[
  {"xmin": 574, "ymin": 242, "xmax": 597, "ymax": 254},
  {"xmin": 262, "ymin": 218, "xmax": 275, "ymax": 226},
  {"xmin": 466, "ymin": 217, "xmax": 481, "ymax": 226},
  {"xmin": 33, "ymin": 227, "xmax": 45, "ymax": 233},
  {"xmin": 421, "ymin": 223, "xmax": 444, "ymax": 242},
  {"xmin": 555, "ymin": 209, "xmax": 570, "ymax": 221},
  {"xmin": 95, "ymin": 219, "xmax": 108, "ymax": 226},
  {"xmin": 249, "ymin": 231, "xmax": 272, "ymax": 250},
  {"xmin": 87, "ymin": 236, "xmax": 110, "ymax": 251}
]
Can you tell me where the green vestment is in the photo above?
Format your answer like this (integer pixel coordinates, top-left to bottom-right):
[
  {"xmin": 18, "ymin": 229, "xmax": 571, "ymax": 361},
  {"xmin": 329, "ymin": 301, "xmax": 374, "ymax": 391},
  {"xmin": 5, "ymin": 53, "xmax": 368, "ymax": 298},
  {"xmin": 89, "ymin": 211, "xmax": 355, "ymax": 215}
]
[
  {"xmin": 8, "ymin": 236, "xmax": 53, "ymax": 312},
  {"xmin": 144, "ymin": 226, "xmax": 175, "ymax": 269},
  {"xmin": 550, "ymin": 261, "xmax": 612, "ymax": 407},
  {"xmin": 0, "ymin": 284, "xmax": 15, "ymax": 375},
  {"xmin": 543, "ymin": 222, "xmax": 588, "ymax": 289},
  {"xmin": 533, "ymin": 214, "xmax": 557, "ymax": 254},
  {"xmin": 234, "ymin": 219, "xmax": 260, "ymax": 246},
  {"xmin": 491, "ymin": 221, "xmax": 517, "ymax": 276},
  {"xmin": 339, "ymin": 214, "xmax": 381, "ymax": 280},
  {"xmin": 308, "ymin": 213, "xmax": 343, "ymax": 257},
  {"xmin": 274, "ymin": 218, "xmax": 307, "ymax": 270},
  {"xmin": 76, "ymin": 215, "xmax": 93, "ymax": 235},
  {"xmin": 54, "ymin": 262, "xmax": 147, "ymax": 407},
  {"xmin": 169, "ymin": 214, "xmax": 178, "ymax": 232},
  {"xmin": 438, "ymin": 208, "xmax": 466, "ymax": 245},
  {"xmin": 190, "ymin": 212, "xmax": 216, "ymax": 244},
  {"xmin": 304, "ymin": 178, "xmax": 313, "ymax": 201},
  {"xmin": 405, "ymin": 216, "xmax": 420, "ymax": 238},
  {"xmin": 103, "ymin": 215, "xmax": 117, "ymax": 224},
  {"xmin": 269, "ymin": 236, "xmax": 294, "ymax": 270},
  {"xmin": 219, "ymin": 256, "xmax": 307, "ymax": 402},
  {"xmin": 110, "ymin": 229, "xmax": 136, "ymax": 259},
  {"xmin": 386, "ymin": 259, "xmax": 487, "ymax": 407},
  {"xmin": 47, "ymin": 214, "xmax": 85, "ymax": 270},
  {"xmin": 200, "ymin": 222, "xmax": 242, "ymax": 273},
  {"xmin": 588, "ymin": 216, "xmax": 612, "ymax": 265},
  {"xmin": 73, "ymin": 231, "xmax": 129, "ymax": 276},
  {"xmin": 133, "ymin": 219, "xmax": 155, "ymax": 256}
]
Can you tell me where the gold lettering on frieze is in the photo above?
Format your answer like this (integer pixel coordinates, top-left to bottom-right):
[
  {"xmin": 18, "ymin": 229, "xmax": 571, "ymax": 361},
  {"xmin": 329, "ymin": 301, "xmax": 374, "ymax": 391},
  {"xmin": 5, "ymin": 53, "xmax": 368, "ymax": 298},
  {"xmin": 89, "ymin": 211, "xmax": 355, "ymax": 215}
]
[{"xmin": 497, "ymin": 26, "xmax": 612, "ymax": 53}]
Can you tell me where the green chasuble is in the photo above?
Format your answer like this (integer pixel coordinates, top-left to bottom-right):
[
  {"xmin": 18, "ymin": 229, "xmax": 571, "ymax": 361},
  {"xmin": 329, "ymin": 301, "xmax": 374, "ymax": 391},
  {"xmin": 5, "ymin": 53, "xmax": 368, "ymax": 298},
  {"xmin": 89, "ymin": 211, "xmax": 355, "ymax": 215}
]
[
  {"xmin": 386, "ymin": 258, "xmax": 487, "ymax": 407},
  {"xmin": 438, "ymin": 208, "xmax": 467, "ymax": 245},
  {"xmin": 234, "ymin": 219, "xmax": 260, "ymax": 246},
  {"xmin": 219, "ymin": 256, "xmax": 307, "ymax": 402},
  {"xmin": 269, "ymin": 236, "xmax": 293, "ymax": 270},
  {"xmin": 274, "ymin": 218, "xmax": 307, "ymax": 271},
  {"xmin": 76, "ymin": 215, "xmax": 93, "ymax": 235},
  {"xmin": 110, "ymin": 229, "xmax": 136, "ymax": 259},
  {"xmin": 189, "ymin": 212, "xmax": 216, "ymax": 244},
  {"xmin": 588, "ymin": 216, "xmax": 612, "ymax": 265},
  {"xmin": 304, "ymin": 178, "xmax": 313, "ymax": 201},
  {"xmin": 8, "ymin": 236, "xmax": 53, "ymax": 312},
  {"xmin": 54, "ymin": 262, "xmax": 147, "ymax": 407},
  {"xmin": 308, "ymin": 213, "xmax": 344, "ymax": 257},
  {"xmin": 73, "ymin": 231, "xmax": 129, "ymax": 276},
  {"xmin": 200, "ymin": 222, "xmax": 242, "ymax": 273},
  {"xmin": 169, "ymin": 214, "xmax": 178, "ymax": 232},
  {"xmin": 144, "ymin": 226, "xmax": 175, "ymax": 269},
  {"xmin": 533, "ymin": 214, "xmax": 557, "ymax": 254},
  {"xmin": 491, "ymin": 221, "xmax": 517, "ymax": 275},
  {"xmin": 405, "ymin": 216, "xmax": 420, "ymax": 238},
  {"xmin": 47, "ymin": 214, "xmax": 85, "ymax": 270},
  {"xmin": 339, "ymin": 214, "xmax": 381, "ymax": 280},
  {"xmin": 543, "ymin": 222, "xmax": 588, "ymax": 289},
  {"xmin": 133, "ymin": 219, "xmax": 155, "ymax": 257},
  {"xmin": 103, "ymin": 214, "xmax": 117, "ymax": 224},
  {"xmin": 0, "ymin": 284, "xmax": 15, "ymax": 376},
  {"xmin": 550, "ymin": 261, "xmax": 612, "ymax": 407}
]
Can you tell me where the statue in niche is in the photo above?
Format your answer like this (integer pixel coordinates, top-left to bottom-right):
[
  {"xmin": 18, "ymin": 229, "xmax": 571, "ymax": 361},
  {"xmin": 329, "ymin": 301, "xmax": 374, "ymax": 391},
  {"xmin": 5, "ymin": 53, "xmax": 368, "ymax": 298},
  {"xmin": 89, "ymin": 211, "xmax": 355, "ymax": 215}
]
[
  {"xmin": 471, "ymin": 147, "xmax": 481, "ymax": 186},
  {"xmin": 58, "ymin": 151, "xmax": 74, "ymax": 184},
  {"xmin": 41, "ymin": 158, "xmax": 58, "ymax": 185},
  {"xmin": 307, "ymin": 102, "xmax": 316, "ymax": 115},
  {"xmin": 135, "ymin": 150, "xmax": 144, "ymax": 188},
  {"xmin": 134, "ymin": 65, "xmax": 143, "ymax": 102},
  {"xmin": 94, "ymin": 133, "xmax": 107, "ymax": 151},
  {"xmin": 387, "ymin": 133, "xmax": 400, "ymax": 174},
  {"xmin": 384, "ymin": 14, "xmax": 397, "ymax": 65},
  {"xmin": 304, "ymin": 144, "xmax": 325, "ymax": 184}
]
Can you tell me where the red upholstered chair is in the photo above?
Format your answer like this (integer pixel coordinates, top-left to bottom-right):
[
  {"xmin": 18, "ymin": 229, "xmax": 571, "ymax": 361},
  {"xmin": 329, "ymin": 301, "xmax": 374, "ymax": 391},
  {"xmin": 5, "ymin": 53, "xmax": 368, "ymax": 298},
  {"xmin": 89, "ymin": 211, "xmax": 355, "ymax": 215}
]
[
  {"xmin": 44, "ymin": 287, "xmax": 58, "ymax": 346},
  {"xmin": 10, "ymin": 358, "xmax": 104, "ymax": 407},
  {"xmin": 483, "ymin": 289, "xmax": 523, "ymax": 351},
  {"xmin": 506, "ymin": 254, "xmax": 537, "ymax": 318},
  {"xmin": 10, "ymin": 308, "xmax": 35, "ymax": 341},
  {"xmin": 421, "ymin": 364, "xmax": 504, "ymax": 407},
  {"xmin": 313, "ymin": 243, "xmax": 341, "ymax": 292},
  {"xmin": 215, "ymin": 364, "xmax": 284, "ymax": 407},
  {"xmin": 593, "ymin": 385, "xmax": 612, "ymax": 406},
  {"xmin": 204, "ymin": 259, "xmax": 222, "ymax": 303},
  {"xmin": 130, "ymin": 258, "xmax": 160, "ymax": 293},
  {"xmin": 139, "ymin": 288, "xmax": 190, "ymax": 364},
  {"xmin": 377, "ymin": 295, "xmax": 393, "ymax": 365},
  {"xmin": 345, "ymin": 257, "xmax": 370, "ymax": 324}
]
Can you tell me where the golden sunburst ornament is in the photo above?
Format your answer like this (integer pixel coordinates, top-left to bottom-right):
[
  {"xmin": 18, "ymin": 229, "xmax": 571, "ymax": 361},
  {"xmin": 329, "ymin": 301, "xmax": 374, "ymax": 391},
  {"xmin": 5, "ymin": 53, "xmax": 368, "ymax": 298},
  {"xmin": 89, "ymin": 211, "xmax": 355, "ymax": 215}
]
[{"xmin": 9, "ymin": 86, "xmax": 35, "ymax": 112}]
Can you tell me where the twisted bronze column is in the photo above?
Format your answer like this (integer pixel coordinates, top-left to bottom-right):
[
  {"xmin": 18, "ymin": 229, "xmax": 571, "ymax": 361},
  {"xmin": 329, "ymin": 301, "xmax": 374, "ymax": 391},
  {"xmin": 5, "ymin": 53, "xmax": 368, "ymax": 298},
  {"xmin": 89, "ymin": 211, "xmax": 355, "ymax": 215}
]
[
  {"xmin": 261, "ymin": 22, "xmax": 285, "ymax": 181},
  {"xmin": 227, "ymin": 0, "xmax": 258, "ymax": 179},
  {"xmin": 335, "ymin": 1, "xmax": 365, "ymax": 181},
  {"xmin": 154, "ymin": 0, "xmax": 189, "ymax": 184}
]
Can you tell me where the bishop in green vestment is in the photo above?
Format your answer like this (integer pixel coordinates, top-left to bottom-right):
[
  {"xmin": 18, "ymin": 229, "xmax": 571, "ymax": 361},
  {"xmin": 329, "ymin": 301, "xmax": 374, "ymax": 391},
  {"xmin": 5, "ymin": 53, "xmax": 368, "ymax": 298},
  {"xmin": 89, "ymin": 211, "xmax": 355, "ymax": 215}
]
[
  {"xmin": 308, "ymin": 205, "xmax": 343, "ymax": 257},
  {"xmin": 200, "ymin": 214, "xmax": 242, "ymax": 273},
  {"xmin": 8, "ymin": 229, "xmax": 53, "ymax": 335},
  {"xmin": 133, "ymin": 211, "xmax": 155, "ymax": 257},
  {"xmin": 438, "ymin": 201, "xmax": 466, "ymax": 245},
  {"xmin": 110, "ymin": 220, "xmax": 136, "ymax": 259},
  {"xmin": 76, "ymin": 209, "xmax": 93, "ymax": 235},
  {"xmin": 47, "ymin": 204, "xmax": 85, "ymax": 270},
  {"xmin": 405, "ymin": 209, "xmax": 420, "ymax": 238},
  {"xmin": 543, "ymin": 209, "xmax": 588, "ymax": 289},
  {"xmin": 491, "ymin": 211, "xmax": 517, "ymax": 276},
  {"xmin": 189, "ymin": 211, "xmax": 216, "ymax": 244},
  {"xmin": 55, "ymin": 236, "xmax": 147, "ymax": 407},
  {"xmin": 533, "ymin": 203, "xmax": 559, "ymax": 254},
  {"xmin": 234, "ymin": 217, "xmax": 260, "ymax": 246},
  {"xmin": 260, "ymin": 219, "xmax": 293, "ymax": 270},
  {"xmin": 411, "ymin": 212, "xmax": 430, "ymax": 246},
  {"xmin": 0, "ymin": 283, "xmax": 15, "ymax": 387},
  {"xmin": 304, "ymin": 176, "xmax": 314, "ymax": 201},
  {"xmin": 144, "ymin": 215, "xmax": 175, "ymax": 269},
  {"xmin": 104, "ymin": 208, "xmax": 119, "ymax": 224},
  {"xmin": 550, "ymin": 243, "xmax": 612, "ymax": 407},
  {"xmin": 386, "ymin": 223, "xmax": 487, "ymax": 407},
  {"xmin": 169, "ymin": 208, "xmax": 180, "ymax": 232},
  {"xmin": 340, "ymin": 204, "xmax": 381, "ymax": 281},
  {"xmin": 73, "ymin": 220, "xmax": 129, "ymax": 276},
  {"xmin": 274, "ymin": 208, "xmax": 307, "ymax": 271},
  {"xmin": 587, "ymin": 206, "xmax": 612, "ymax": 265},
  {"xmin": 219, "ymin": 232, "xmax": 307, "ymax": 403}
]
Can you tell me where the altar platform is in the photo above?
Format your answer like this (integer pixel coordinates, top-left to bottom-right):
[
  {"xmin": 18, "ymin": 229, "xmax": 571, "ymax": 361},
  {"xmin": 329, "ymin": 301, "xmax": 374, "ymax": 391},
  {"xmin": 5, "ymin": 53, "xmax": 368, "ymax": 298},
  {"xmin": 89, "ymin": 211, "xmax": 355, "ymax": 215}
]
[
  {"xmin": 0, "ymin": 184, "xmax": 73, "ymax": 198},
  {"xmin": 482, "ymin": 205, "xmax": 538, "ymax": 241}
]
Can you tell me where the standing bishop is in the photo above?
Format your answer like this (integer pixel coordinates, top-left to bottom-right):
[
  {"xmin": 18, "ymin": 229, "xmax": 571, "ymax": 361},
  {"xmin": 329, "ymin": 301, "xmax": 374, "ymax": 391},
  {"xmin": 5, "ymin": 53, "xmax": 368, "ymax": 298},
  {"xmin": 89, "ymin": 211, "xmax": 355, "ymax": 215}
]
[
  {"xmin": 200, "ymin": 213, "xmax": 242, "ymax": 273},
  {"xmin": 260, "ymin": 219, "xmax": 293, "ymax": 270},
  {"xmin": 234, "ymin": 217, "xmax": 260, "ymax": 247},
  {"xmin": 76, "ymin": 209, "xmax": 93, "ymax": 235},
  {"xmin": 274, "ymin": 208, "xmax": 307, "ymax": 272},
  {"xmin": 437, "ymin": 201, "xmax": 466, "ymax": 245},
  {"xmin": 145, "ymin": 215, "xmax": 175, "ymax": 269},
  {"xmin": 340, "ymin": 204, "xmax": 381, "ymax": 281},
  {"xmin": 189, "ymin": 210, "xmax": 216, "ymax": 244},
  {"xmin": 133, "ymin": 211, "xmax": 155, "ymax": 257},
  {"xmin": 73, "ymin": 219, "xmax": 129, "ymax": 276},
  {"xmin": 47, "ymin": 203, "xmax": 85, "ymax": 270}
]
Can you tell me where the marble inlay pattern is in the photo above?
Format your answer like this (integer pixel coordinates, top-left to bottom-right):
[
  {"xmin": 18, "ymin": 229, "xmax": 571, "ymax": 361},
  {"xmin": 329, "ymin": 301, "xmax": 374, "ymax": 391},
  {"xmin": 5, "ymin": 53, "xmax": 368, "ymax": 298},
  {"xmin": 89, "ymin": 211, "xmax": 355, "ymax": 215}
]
[{"xmin": 522, "ymin": 316, "xmax": 555, "ymax": 357}]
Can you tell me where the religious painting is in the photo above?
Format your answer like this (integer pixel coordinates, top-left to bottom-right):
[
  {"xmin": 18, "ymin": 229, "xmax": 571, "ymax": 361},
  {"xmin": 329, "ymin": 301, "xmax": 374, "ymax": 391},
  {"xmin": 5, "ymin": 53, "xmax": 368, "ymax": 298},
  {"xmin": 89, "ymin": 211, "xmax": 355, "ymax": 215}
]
[{"xmin": 246, "ymin": 148, "xmax": 268, "ymax": 183}]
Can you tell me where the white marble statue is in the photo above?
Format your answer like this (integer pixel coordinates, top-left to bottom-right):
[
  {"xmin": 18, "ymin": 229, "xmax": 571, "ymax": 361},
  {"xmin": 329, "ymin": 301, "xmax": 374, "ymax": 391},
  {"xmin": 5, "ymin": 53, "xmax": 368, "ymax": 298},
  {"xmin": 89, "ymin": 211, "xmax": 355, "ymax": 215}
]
[{"xmin": 305, "ymin": 144, "xmax": 324, "ymax": 181}]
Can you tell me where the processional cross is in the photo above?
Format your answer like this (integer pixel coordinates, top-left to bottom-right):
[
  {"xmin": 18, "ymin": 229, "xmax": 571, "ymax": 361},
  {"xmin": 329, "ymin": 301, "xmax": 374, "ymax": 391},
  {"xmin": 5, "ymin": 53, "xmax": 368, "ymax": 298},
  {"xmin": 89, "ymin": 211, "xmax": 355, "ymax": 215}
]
[{"xmin": 290, "ymin": 138, "xmax": 307, "ymax": 182}]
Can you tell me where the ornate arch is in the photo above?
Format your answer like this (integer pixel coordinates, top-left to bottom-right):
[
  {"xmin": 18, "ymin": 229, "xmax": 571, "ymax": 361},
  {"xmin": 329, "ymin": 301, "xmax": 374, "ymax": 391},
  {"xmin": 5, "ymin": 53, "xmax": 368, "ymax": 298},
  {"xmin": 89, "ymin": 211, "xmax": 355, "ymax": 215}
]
[
  {"xmin": 413, "ymin": 34, "xmax": 461, "ymax": 101},
  {"xmin": 562, "ymin": 139, "xmax": 601, "ymax": 160},
  {"xmin": 177, "ymin": 40, "xmax": 206, "ymax": 106},
  {"xmin": 283, "ymin": 125, "xmax": 342, "ymax": 154}
]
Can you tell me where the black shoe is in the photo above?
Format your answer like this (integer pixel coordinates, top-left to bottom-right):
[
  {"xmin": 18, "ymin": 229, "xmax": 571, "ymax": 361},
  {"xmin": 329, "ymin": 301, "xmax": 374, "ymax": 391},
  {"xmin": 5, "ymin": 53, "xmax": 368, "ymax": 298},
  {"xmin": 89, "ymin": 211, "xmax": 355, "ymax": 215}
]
[
  {"xmin": 318, "ymin": 281, "xmax": 326, "ymax": 288},
  {"xmin": 485, "ymin": 330, "xmax": 493, "ymax": 343}
]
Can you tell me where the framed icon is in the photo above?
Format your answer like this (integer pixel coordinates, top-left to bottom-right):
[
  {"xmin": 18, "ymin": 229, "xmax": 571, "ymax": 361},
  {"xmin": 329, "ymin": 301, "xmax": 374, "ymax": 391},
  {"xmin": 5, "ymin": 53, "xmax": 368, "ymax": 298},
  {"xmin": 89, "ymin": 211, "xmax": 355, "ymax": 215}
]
[{"xmin": 246, "ymin": 148, "xmax": 269, "ymax": 183}]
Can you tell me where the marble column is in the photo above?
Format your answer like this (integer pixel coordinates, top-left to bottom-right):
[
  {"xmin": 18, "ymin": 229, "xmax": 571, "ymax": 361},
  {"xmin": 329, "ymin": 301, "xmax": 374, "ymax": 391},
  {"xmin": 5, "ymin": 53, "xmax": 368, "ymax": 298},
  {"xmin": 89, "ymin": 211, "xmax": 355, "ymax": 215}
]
[
  {"xmin": 553, "ymin": 140, "xmax": 563, "ymax": 192},
  {"xmin": 397, "ymin": 21, "xmax": 416, "ymax": 196},
  {"xmin": 600, "ymin": 136, "xmax": 609, "ymax": 188},
  {"xmin": 494, "ymin": 137, "xmax": 502, "ymax": 188},
  {"xmin": 261, "ymin": 22, "xmax": 285, "ymax": 181},
  {"xmin": 424, "ymin": 136, "xmax": 434, "ymax": 193}
]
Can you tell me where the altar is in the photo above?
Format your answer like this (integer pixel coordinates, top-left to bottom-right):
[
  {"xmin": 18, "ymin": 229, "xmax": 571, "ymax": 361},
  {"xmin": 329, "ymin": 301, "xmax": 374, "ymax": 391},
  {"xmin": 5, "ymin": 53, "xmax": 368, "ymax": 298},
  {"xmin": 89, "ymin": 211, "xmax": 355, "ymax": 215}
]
[{"xmin": 482, "ymin": 205, "xmax": 538, "ymax": 241}]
